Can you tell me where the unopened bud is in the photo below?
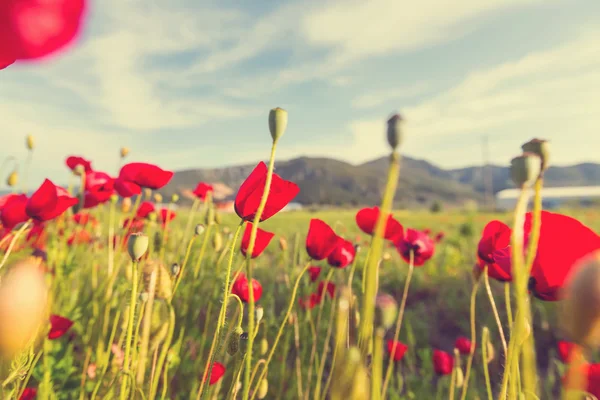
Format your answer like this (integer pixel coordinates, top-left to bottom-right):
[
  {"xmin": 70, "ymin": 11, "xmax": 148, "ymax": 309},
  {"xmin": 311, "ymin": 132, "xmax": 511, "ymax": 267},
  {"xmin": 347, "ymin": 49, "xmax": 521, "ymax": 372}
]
[
  {"xmin": 561, "ymin": 251, "xmax": 600, "ymax": 348},
  {"xmin": 127, "ymin": 233, "xmax": 149, "ymax": 262},
  {"xmin": 171, "ymin": 263, "xmax": 180, "ymax": 276},
  {"xmin": 222, "ymin": 226, "xmax": 231, "ymax": 235},
  {"xmin": 386, "ymin": 113, "xmax": 403, "ymax": 150},
  {"xmin": 144, "ymin": 188, "xmax": 152, "ymax": 199},
  {"xmin": 382, "ymin": 252, "xmax": 392, "ymax": 262},
  {"xmin": 26, "ymin": 135, "xmax": 35, "ymax": 151},
  {"xmin": 205, "ymin": 206, "xmax": 215, "ymax": 226},
  {"xmin": 330, "ymin": 347, "xmax": 370, "ymax": 400},
  {"xmin": 110, "ymin": 194, "xmax": 119, "ymax": 204},
  {"xmin": 227, "ymin": 326, "xmax": 244, "ymax": 356},
  {"xmin": 256, "ymin": 306, "xmax": 264, "ymax": 325},
  {"xmin": 375, "ymin": 293, "xmax": 398, "ymax": 330},
  {"xmin": 194, "ymin": 224, "xmax": 205, "ymax": 236},
  {"xmin": 121, "ymin": 197, "xmax": 132, "ymax": 213},
  {"xmin": 260, "ymin": 338, "xmax": 269, "ymax": 356},
  {"xmin": 6, "ymin": 170, "xmax": 18, "ymax": 187},
  {"xmin": 279, "ymin": 236, "xmax": 288, "ymax": 251},
  {"xmin": 171, "ymin": 194, "xmax": 179, "ymax": 203},
  {"xmin": 74, "ymin": 164, "xmax": 86, "ymax": 177},
  {"xmin": 288, "ymin": 313, "xmax": 296, "ymax": 326},
  {"xmin": 257, "ymin": 378, "xmax": 269, "ymax": 399},
  {"xmin": 268, "ymin": 107, "xmax": 288, "ymax": 142},
  {"xmin": 521, "ymin": 138, "xmax": 550, "ymax": 173},
  {"xmin": 148, "ymin": 212, "xmax": 157, "ymax": 222},
  {"xmin": 455, "ymin": 365, "xmax": 464, "ymax": 388},
  {"xmin": 212, "ymin": 232, "xmax": 223, "ymax": 252},
  {"xmin": 153, "ymin": 193, "xmax": 163, "ymax": 203},
  {"xmin": 510, "ymin": 153, "xmax": 541, "ymax": 188},
  {"xmin": 214, "ymin": 211, "xmax": 222, "ymax": 225},
  {"xmin": 120, "ymin": 147, "xmax": 129, "ymax": 158}
]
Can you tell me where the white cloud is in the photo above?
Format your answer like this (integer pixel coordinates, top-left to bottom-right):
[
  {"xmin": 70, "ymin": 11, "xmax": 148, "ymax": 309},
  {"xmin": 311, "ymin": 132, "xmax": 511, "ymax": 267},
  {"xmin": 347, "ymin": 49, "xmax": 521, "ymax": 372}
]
[{"xmin": 352, "ymin": 82, "xmax": 431, "ymax": 109}]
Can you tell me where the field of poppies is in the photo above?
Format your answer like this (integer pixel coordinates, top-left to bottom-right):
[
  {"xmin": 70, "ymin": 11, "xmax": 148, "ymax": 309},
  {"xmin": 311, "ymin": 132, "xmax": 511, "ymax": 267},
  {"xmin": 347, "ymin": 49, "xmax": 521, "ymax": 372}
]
[{"xmin": 4, "ymin": 2, "xmax": 600, "ymax": 400}]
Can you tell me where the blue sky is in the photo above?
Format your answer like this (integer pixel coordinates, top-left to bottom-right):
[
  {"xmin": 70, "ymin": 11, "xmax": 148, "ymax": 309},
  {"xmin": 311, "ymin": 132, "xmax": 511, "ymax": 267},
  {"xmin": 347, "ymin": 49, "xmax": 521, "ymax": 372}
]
[{"xmin": 1, "ymin": 0, "xmax": 599, "ymax": 188}]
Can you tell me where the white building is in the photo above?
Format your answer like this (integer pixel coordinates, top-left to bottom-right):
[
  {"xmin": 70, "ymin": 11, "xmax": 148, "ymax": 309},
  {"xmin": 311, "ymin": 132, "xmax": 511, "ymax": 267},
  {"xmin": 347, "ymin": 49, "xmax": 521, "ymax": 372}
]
[{"xmin": 495, "ymin": 186, "xmax": 600, "ymax": 210}]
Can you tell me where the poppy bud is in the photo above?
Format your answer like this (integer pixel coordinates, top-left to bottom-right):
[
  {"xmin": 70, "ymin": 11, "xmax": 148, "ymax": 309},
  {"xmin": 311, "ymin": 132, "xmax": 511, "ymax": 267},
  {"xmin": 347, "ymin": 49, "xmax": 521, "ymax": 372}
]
[
  {"xmin": 0, "ymin": 261, "xmax": 48, "ymax": 357},
  {"xmin": 110, "ymin": 194, "xmax": 119, "ymax": 204},
  {"xmin": 205, "ymin": 206, "xmax": 215, "ymax": 226},
  {"xmin": 510, "ymin": 152, "xmax": 541, "ymax": 188},
  {"xmin": 195, "ymin": 224, "xmax": 205, "ymax": 236},
  {"xmin": 228, "ymin": 326, "xmax": 244, "ymax": 356},
  {"xmin": 382, "ymin": 252, "xmax": 392, "ymax": 262},
  {"xmin": 279, "ymin": 236, "xmax": 288, "ymax": 251},
  {"xmin": 521, "ymin": 138, "xmax": 550, "ymax": 173},
  {"xmin": 140, "ymin": 292, "xmax": 149, "ymax": 302},
  {"xmin": 268, "ymin": 107, "xmax": 288, "ymax": 142},
  {"xmin": 260, "ymin": 338, "xmax": 269, "ymax": 356},
  {"xmin": 144, "ymin": 188, "xmax": 152, "ymax": 199},
  {"xmin": 127, "ymin": 233, "xmax": 149, "ymax": 262},
  {"xmin": 120, "ymin": 147, "xmax": 129, "ymax": 158},
  {"xmin": 26, "ymin": 135, "xmax": 35, "ymax": 150},
  {"xmin": 288, "ymin": 313, "xmax": 296, "ymax": 326},
  {"xmin": 223, "ymin": 227, "xmax": 231, "ymax": 235},
  {"xmin": 561, "ymin": 251, "xmax": 600, "ymax": 348},
  {"xmin": 6, "ymin": 170, "xmax": 18, "ymax": 187},
  {"xmin": 375, "ymin": 293, "xmax": 398, "ymax": 330},
  {"xmin": 454, "ymin": 349, "xmax": 465, "ymax": 388},
  {"xmin": 148, "ymin": 212, "xmax": 158, "ymax": 222},
  {"xmin": 214, "ymin": 211, "xmax": 222, "ymax": 225},
  {"xmin": 386, "ymin": 113, "xmax": 403, "ymax": 150},
  {"xmin": 122, "ymin": 197, "xmax": 132, "ymax": 213},
  {"xmin": 153, "ymin": 193, "xmax": 163, "ymax": 203},
  {"xmin": 73, "ymin": 164, "xmax": 85, "ymax": 177},
  {"xmin": 171, "ymin": 194, "xmax": 179, "ymax": 203},
  {"xmin": 330, "ymin": 347, "xmax": 370, "ymax": 400},
  {"xmin": 212, "ymin": 232, "xmax": 223, "ymax": 252},
  {"xmin": 240, "ymin": 331, "xmax": 249, "ymax": 354},
  {"xmin": 256, "ymin": 306, "xmax": 264, "ymax": 325},
  {"xmin": 257, "ymin": 378, "xmax": 269, "ymax": 399},
  {"xmin": 171, "ymin": 263, "xmax": 181, "ymax": 276},
  {"xmin": 482, "ymin": 327, "xmax": 495, "ymax": 364}
]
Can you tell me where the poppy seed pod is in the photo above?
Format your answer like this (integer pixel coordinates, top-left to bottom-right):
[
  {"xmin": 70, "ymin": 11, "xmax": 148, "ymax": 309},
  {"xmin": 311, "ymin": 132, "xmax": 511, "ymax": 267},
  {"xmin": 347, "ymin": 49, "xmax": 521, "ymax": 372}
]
[
  {"xmin": 375, "ymin": 293, "xmax": 398, "ymax": 330},
  {"xmin": 386, "ymin": 113, "xmax": 403, "ymax": 150},
  {"xmin": 214, "ymin": 211, "xmax": 222, "ymax": 225},
  {"xmin": 268, "ymin": 107, "xmax": 288, "ymax": 142},
  {"xmin": 120, "ymin": 147, "xmax": 129, "ymax": 158},
  {"xmin": 257, "ymin": 378, "xmax": 269, "ymax": 399},
  {"xmin": 127, "ymin": 233, "xmax": 149, "ymax": 262},
  {"xmin": 26, "ymin": 135, "xmax": 35, "ymax": 150},
  {"xmin": 171, "ymin": 194, "xmax": 179, "ymax": 203},
  {"xmin": 171, "ymin": 263, "xmax": 181, "ymax": 276},
  {"xmin": 510, "ymin": 152, "xmax": 541, "ymax": 188},
  {"xmin": 227, "ymin": 326, "xmax": 244, "ymax": 356},
  {"xmin": 195, "ymin": 224, "xmax": 205, "ymax": 236},
  {"xmin": 121, "ymin": 197, "xmax": 132, "ymax": 212},
  {"xmin": 6, "ymin": 170, "xmax": 18, "ymax": 187},
  {"xmin": 212, "ymin": 232, "xmax": 223, "ymax": 252},
  {"xmin": 561, "ymin": 251, "xmax": 600, "ymax": 348},
  {"xmin": 521, "ymin": 138, "xmax": 550, "ymax": 173},
  {"xmin": 205, "ymin": 206, "xmax": 216, "ymax": 226},
  {"xmin": 153, "ymin": 193, "xmax": 163, "ymax": 203}
]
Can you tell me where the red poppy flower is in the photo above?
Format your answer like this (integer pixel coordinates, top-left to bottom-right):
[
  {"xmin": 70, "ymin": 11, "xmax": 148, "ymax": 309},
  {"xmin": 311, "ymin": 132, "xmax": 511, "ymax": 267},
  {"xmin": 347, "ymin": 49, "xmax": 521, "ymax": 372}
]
[
  {"xmin": 477, "ymin": 220, "xmax": 512, "ymax": 282},
  {"xmin": 158, "ymin": 209, "xmax": 176, "ymax": 227},
  {"xmin": 26, "ymin": 180, "xmax": 78, "ymax": 222},
  {"xmin": 1, "ymin": 57, "xmax": 15, "ymax": 70},
  {"xmin": 387, "ymin": 340, "xmax": 408, "ymax": 361},
  {"xmin": 118, "ymin": 163, "xmax": 174, "ymax": 190},
  {"xmin": 494, "ymin": 212, "xmax": 600, "ymax": 301},
  {"xmin": 423, "ymin": 228, "xmax": 431, "ymax": 235},
  {"xmin": 306, "ymin": 219, "xmax": 339, "ymax": 260},
  {"xmin": 394, "ymin": 228, "xmax": 435, "ymax": 266},
  {"xmin": 19, "ymin": 388, "xmax": 36, "ymax": 400},
  {"xmin": 0, "ymin": 0, "xmax": 87, "ymax": 61},
  {"xmin": 317, "ymin": 281, "xmax": 335, "ymax": 300},
  {"xmin": 114, "ymin": 179, "xmax": 141, "ymax": 198},
  {"xmin": 299, "ymin": 293, "xmax": 320, "ymax": 310},
  {"xmin": 231, "ymin": 273, "xmax": 262, "ymax": 303},
  {"xmin": 455, "ymin": 337, "xmax": 472, "ymax": 355},
  {"xmin": 204, "ymin": 362, "xmax": 225, "ymax": 385},
  {"xmin": 122, "ymin": 218, "xmax": 145, "ymax": 233},
  {"xmin": 193, "ymin": 182, "xmax": 213, "ymax": 200},
  {"xmin": 435, "ymin": 232, "xmax": 445, "ymax": 243},
  {"xmin": 308, "ymin": 266, "xmax": 321, "ymax": 282},
  {"xmin": 85, "ymin": 171, "xmax": 112, "ymax": 191},
  {"xmin": 83, "ymin": 190, "xmax": 113, "ymax": 209},
  {"xmin": 432, "ymin": 350, "xmax": 453, "ymax": 375},
  {"xmin": 240, "ymin": 223, "xmax": 274, "ymax": 258},
  {"xmin": 355, "ymin": 207, "xmax": 403, "ymax": 241},
  {"xmin": 234, "ymin": 162, "xmax": 299, "ymax": 222},
  {"xmin": 26, "ymin": 223, "xmax": 47, "ymax": 249},
  {"xmin": 48, "ymin": 314, "xmax": 73, "ymax": 340},
  {"xmin": 65, "ymin": 156, "xmax": 92, "ymax": 172},
  {"xmin": 67, "ymin": 230, "xmax": 91, "ymax": 246},
  {"xmin": 136, "ymin": 202, "xmax": 155, "ymax": 219},
  {"xmin": 327, "ymin": 237, "xmax": 356, "ymax": 268},
  {"xmin": 557, "ymin": 340, "xmax": 575, "ymax": 363},
  {"xmin": 585, "ymin": 364, "xmax": 600, "ymax": 398},
  {"xmin": 73, "ymin": 212, "xmax": 96, "ymax": 226},
  {"xmin": 0, "ymin": 194, "xmax": 29, "ymax": 229}
]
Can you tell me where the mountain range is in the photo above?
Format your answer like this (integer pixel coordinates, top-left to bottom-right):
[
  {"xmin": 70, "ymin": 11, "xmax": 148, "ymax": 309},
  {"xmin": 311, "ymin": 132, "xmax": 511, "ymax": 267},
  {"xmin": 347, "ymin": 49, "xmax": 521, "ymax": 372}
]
[{"xmin": 160, "ymin": 156, "xmax": 600, "ymax": 208}]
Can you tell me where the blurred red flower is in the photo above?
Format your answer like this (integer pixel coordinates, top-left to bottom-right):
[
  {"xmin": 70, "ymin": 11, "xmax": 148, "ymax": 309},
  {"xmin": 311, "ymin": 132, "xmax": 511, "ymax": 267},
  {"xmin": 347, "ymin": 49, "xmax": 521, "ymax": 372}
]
[
  {"xmin": 0, "ymin": 194, "xmax": 29, "ymax": 229},
  {"xmin": 67, "ymin": 230, "xmax": 91, "ymax": 246},
  {"xmin": 19, "ymin": 388, "xmax": 36, "ymax": 400},
  {"xmin": 455, "ymin": 336, "xmax": 472, "ymax": 355},
  {"xmin": 557, "ymin": 340, "xmax": 575, "ymax": 363},
  {"xmin": 432, "ymin": 350, "xmax": 453, "ymax": 375},
  {"xmin": 65, "ymin": 156, "xmax": 92, "ymax": 173},
  {"xmin": 387, "ymin": 340, "xmax": 408, "ymax": 361},
  {"xmin": 26, "ymin": 179, "xmax": 78, "ymax": 222},
  {"xmin": 477, "ymin": 220, "xmax": 512, "ymax": 282},
  {"xmin": 435, "ymin": 232, "xmax": 445, "ymax": 243},
  {"xmin": 48, "ymin": 314, "xmax": 73, "ymax": 340},
  {"xmin": 394, "ymin": 228, "xmax": 435, "ymax": 266},
  {"xmin": 327, "ymin": 238, "xmax": 355, "ymax": 268},
  {"xmin": 158, "ymin": 209, "xmax": 176, "ymax": 228},
  {"xmin": 73, "ymin": 212, "xmax": 96, "ymax": 226},
  {"xmin": 306, "ymin": 219, "xmax": 339, "ymax": 261},
  {"xmin": 232, "ymin": 273, "xmax": 262, "ymax": 303},
  {"xmin": 240, "ymin": 223, "xmax": 274, "ymax": 259},
  {"xmin": 0, "ymin": 57, "xmax": 15, "ymax": 70},
  {"xmin": 117, "ymin": 163, "xmax": 173, "ymax": 191},
  {"xmin": 136, "ymin": 202, "xmax": 155, "ymax": 219},
  {"xmin": 355, "ymin": 207, "xmax": 403, "ymax": 241},
  {"xmin": 204, "ymin": 362, "xmax": 225, "ymax": 385},
  {"xmin": 234, "ymin": 162, "xmax": 299, "ymax": 222},
  {"xmin": 317, "ymin": 281, "xmax": 335, "ymax": 300},
  {"xmin": 308, "ymin": 266, "xmax": 321, "ymax": 282},
  {"xmin": 299, "ymin": 293, "xmax": 320, "ymax": 310},
  {"xmin": 193, "ymin": 182, "xmax": 213, "ymax": 200},
  {"xmin": 0, "ymin": 0, "xmax": 87, "ymax": 61}
]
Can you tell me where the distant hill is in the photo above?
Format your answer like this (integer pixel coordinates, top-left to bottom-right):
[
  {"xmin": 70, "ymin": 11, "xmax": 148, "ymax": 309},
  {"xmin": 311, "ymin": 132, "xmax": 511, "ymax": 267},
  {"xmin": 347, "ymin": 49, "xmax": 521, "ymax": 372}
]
[{"xmin": 160, "ymin": 156, "xmax": 600, "ymax": 207}]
